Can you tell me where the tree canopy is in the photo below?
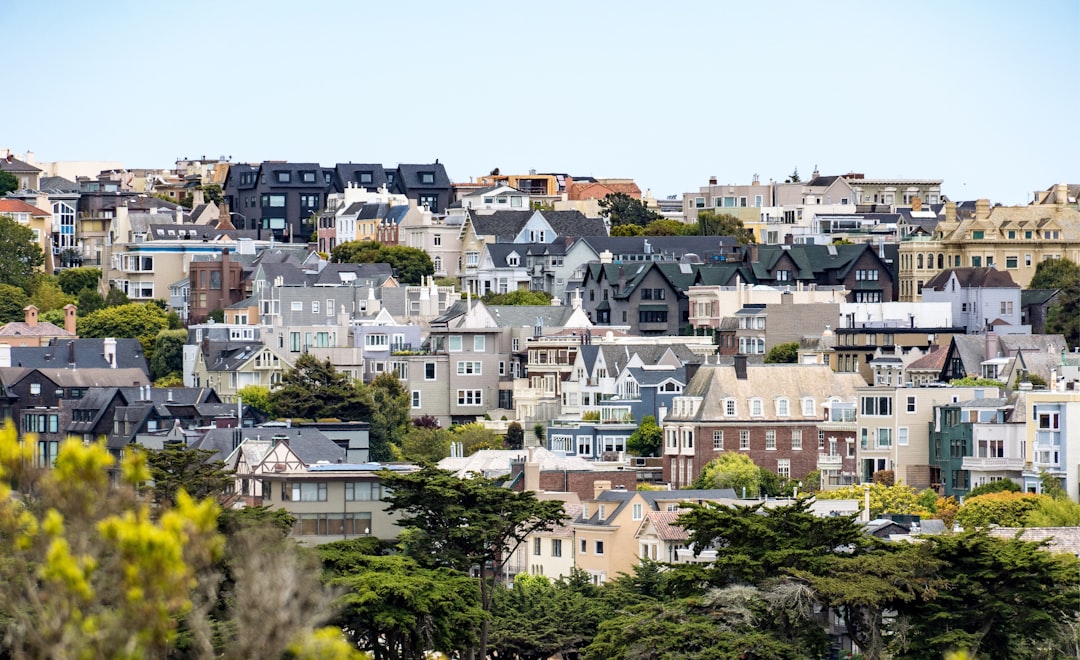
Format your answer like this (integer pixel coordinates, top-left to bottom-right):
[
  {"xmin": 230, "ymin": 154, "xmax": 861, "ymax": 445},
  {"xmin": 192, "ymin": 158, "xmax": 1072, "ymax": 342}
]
[
  {"xmin": 145, "ymin": 444, "xmax": 232, "ymax": 506},
  {"xmin": 627, "ymin": 415, "xmax": 662, "ymax": 457},
  {"xmin": 268, "ymin": 353, "xmax": 371, "ymax": 421},
  {"xmin": 598, "ymin": 192, "xmax": 662, "ymax": 227},
  {"xmin": 330, "ymin": 240, "xmax": 433, "ymax": 285},
  {"xmin": 0, "ymin": 214, "xmax": 44, "ymax": 292},
  {"xmin": 694, "ymin": 210, "xmax": 756, "ymax": 244},
  {"xmin": 57, "ymin": 267, "xmax": 103, "ymax": 296},
  {"xmin": 481, "ymin": 289, "xmax": 553, "ymax": 306},
  {"xmin": 0, "ymin": 283, "xmax": 31, "ymax": 323},
  {"xmin": 0, "ymin": 170, "xmax": 18, "ymax": 196},
  {"xmin": 764, "ymin": 341, "xmax": 799, "ymax": 363},
  {"xmin": 692, "ymin": 452, "xmax": 761, "ymax": 496}
]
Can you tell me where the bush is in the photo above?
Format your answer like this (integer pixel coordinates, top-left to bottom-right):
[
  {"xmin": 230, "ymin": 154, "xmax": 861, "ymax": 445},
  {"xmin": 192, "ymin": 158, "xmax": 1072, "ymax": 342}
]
[{"xmin": 966, "ymin": 480, "xmax": 1020, "ymax": 498}]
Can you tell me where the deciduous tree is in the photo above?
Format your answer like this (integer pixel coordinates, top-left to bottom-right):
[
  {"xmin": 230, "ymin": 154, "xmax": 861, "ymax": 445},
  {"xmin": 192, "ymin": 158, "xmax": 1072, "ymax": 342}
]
[
  {"xmin": 627, "ymin": 415, "xmax": 662, "ymax": 457},
  {"xmin": 598, "ymin": 192, "xmax": 661, "ymax": 227},
  {"xmin": 57, "ymin": 266, "xmax": 103, "ymax": 296},
  {"xmin": 78, "ymin": 301, "xmax": 171, "ymax": 356},
  {"xmin": 0, "ymin": 214, "xmax": 44, "ymax": 292},
  {"xmin": 694, "ymin": 210, "xmax": 756, "ymax": 244},
  {"xmin": 692, "ymin": 451, "xmax": 761, "ymax": 496},
  {"xmin": 0, "ymin": 282, "xmax": 30, "ymax": 323},
  {"xmin": 481, "ymin": 289, "xmax": 553, "ymax": 305},
  {"xmin": 764, "ymin": 341, "xmax": 799, "ymax": 364}
]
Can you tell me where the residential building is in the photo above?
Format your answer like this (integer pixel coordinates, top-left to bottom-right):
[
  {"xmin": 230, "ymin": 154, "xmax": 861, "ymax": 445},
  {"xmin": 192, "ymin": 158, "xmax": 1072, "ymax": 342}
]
[
  {"xmin": 855, "ymin": 383, "xmax": 997, "ymax": 488},
  {"xmin": 937, "ymin": 332, "xmax": 1072, "ymax": 384},
  {"xmin": 0, "ymin": 305, "xmax": 77, "ymax": 347},
  {"xmin": 688, "ymin": 280, "xmax": 848, "ymax": 333},
  {"xmin": 743, "ymin": 244, "xmax": 897, "ymax": 303},
  {"xmin": 399, "ymin": 207, "xmax": 464, "ymax": 280},
  {"xmin": 832, "ymin": 326, "xmax": 963, "ymax": 384},
  {"xmin": 454, "ymin": 185, "xmax": 531, "ymax": 212},
  {"xmin": 714, "ymin": 294, "xmax": 840, "ymax": 356},
  {"xmin": 579, "ymin": 260, "xmax": 708, "ymax": 336},
  {"xmin": 929, "ymin": 396, "xmax": 1019, "ymax": 498},
  {"xmin": 662, "ymin": 357, "xmax": 865, "ymax": 488},
  {"xmin": 921, "ymin": 267, "xmax": 1023, "ymax": 333},
  {"xmin": 222, "ymin": 162, "xmax": 333, "ymax": 242},
  {"xmin": 899, "ymin": 191, "xmax": 1080, "ymax": 300},
  {"xmin": 259, "ymin": 462, "xmax": 417, "ymax": 545},
  {"xmin": 0, "ymin": 198, "xmax": 53, "ymax": 272},
  {"xmin": 0, "ymin": 150, "xmax": 42, "ymax": 190}
]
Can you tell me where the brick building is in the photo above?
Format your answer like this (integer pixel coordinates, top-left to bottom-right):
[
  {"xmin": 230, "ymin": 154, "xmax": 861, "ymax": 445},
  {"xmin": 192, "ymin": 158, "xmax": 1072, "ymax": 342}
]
[{"xmin": 662, "ymin": 356, "xmax": 865, "ymax": 488}]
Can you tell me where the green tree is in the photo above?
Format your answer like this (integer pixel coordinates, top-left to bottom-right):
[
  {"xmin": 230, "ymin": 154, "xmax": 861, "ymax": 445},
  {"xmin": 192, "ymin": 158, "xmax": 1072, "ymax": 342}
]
[
  {"xmin": 764, "ymin": 341, "xmax": 799, "ymax": 364},
  {"xmin": 693, "ymin": 452, "xmax": 761, "ymax": 496},
  {"xmin": 0, "ymin": 282, "xmax": 30, "ymax": 323},
  {"xmin": 694, "ymin": 210, "xmax": 756, "ymax": 244},
  {"xmin": 454, "ymin": 421, "xmax": 505, "ymax": 455},
  {"xmin": 381, "ymin": 465, "xmax": 567, "ymax": 659},
  {"xmin": 896, "ymin": 531, "xmax": 1080, "ymax": 659},
  {"xmin": 1026, "ymin": 496, "xmax": 1080, "ymax": 527},
  {"xmin": 955, "ymin": 491, "xmax": 1043, "ymax": 528},
  {"xmin": 948, "ymin": 376, "xmax": 1005, "ymax": 387},
  {"xmin": 323, "ymin": 551, "xmax": 482, "ymax": 660},
  {"xmin": 237, "ymin": 384, "xmax": 275, "ymax": 416},
  {"xmin": 785, "ymin": 168, "xmax": 801, "ymax": 183},
  {"xmin": 57, "ymin": 266, "xmax": 103, "ymax": 296},
  {"xmin": 966, "ymin": 479, "xmax": 1020, "ymax": 498},
  {"xmin": 78, "ymin": 301, "xmax": 171, "ymax": 358},
  {"xmin": 1029, "ymin": 258, "xmax": 1080, "ymax": 347},
  {"xmin": 200, "ymin": 184, "xmax": 224, "ymax": 205},
  {"xmin": 533, "ymin": 423, "xmax": 545, "ymax": 444},
  {"xmin": 816, "ymin": 482, "xmax": 932, "ymax": 519},
  {"xmin": 330, "ymin": 240, "xmax": 433, "ymax": 285},
  {"xmin": 145, "ymin": 444, "xmax": 232, "ymax": 506},
  {"xmin": 104, "ymin": 285, "xmax": 130, "ymax": 307},
  {"xmin": 0, "ymin": 214, "xmax": 45, "ymax": 292},
  {"xmin": 0, "ymin": 170, "xmax": 18, "ymax": 195},
  {"xmin": 29, "ymin": 277, "xmax": 74, "ymax": 313},
  {"xmin": 505, "ymin": 421, "xmax": 524, "ymax": 450},
  {"xmin": 77, "ymin": 288, "xmax": 106, "ymax": 314},
  {"xmin": 368, "ymin": 371, "xmax": 410, "ymax": 462},
  {"xmin": 481, "ymin": 289, "xmax": 553, "ymax": 305},
  {"xmin": 269, "ymin": 354, "xmax": 371, "ymax": 421},
  {"xmin": 598, "ymin": 192, "xmax": 662, "ymax": 227},
  {"xmin": 1029, "ymin": 256, "xmax": 1080, "ymax": 290},
  {"xmin": 394, "ymin": 425, "xmax": 453, "ymax": 463},
  {"xmin": 150, "ymin": 328, "xmax": 187, "ymax": 382},
  {"xmin": 643, "ymin": 218, "xmax": 694, "ymax": 236},
  {"xmin": 627, "ymin": 415, "xmax": 662, "ymax": 457},
  {"xmin": 609, "ymin": 223, "xmax": 643, "ymax": 237}
]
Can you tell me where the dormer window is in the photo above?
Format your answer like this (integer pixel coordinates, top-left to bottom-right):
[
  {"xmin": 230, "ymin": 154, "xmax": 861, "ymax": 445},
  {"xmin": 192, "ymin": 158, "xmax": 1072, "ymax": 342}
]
[
  {"xmin": 420, "ymin": 172, "xmax": 435, "ymax": 185},
  {"xmin": 750, "ymin": 398, "xmax": 763, "ymax": 417},
  {"xmin": 359, "ymin": 171, "xmax": 373, "ymax": 184},
  {"xmin": 275, "ymin": 171, "xmax": 291, "ymax": 184},
  {"xmin": 776, "ymin": 398, "xmax": 790, "ymax": 416}
]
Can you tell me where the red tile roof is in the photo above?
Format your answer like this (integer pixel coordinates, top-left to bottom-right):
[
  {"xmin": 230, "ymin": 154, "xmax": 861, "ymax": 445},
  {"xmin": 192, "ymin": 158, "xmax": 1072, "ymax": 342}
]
[{"xmin": 0, "ymin": 199, "xmax": 50, "ymax": 216}]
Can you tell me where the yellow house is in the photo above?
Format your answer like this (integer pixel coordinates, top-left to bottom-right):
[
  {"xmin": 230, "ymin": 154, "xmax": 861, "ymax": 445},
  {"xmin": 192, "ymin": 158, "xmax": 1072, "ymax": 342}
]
[
  {"xmin": 0, "ymin": 198, "xmax": 53, "ymax": 272},
  {"xmin": 899, "ymin": 187, "xmax": 1080, "ymax": 301}
]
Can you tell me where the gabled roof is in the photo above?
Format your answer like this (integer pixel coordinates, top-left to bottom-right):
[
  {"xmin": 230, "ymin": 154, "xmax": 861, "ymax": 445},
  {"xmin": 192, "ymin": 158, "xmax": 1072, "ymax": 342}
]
[
  {"xmin": 468, "ymin": 210, "xmax": 532, "ymax": 241},
  {"xmin": 395, "ymin": 163, "xmax": 452, "ymax": 190},
  {"xmin": 0, "ymin": 156, "xmax": 40, "ymax": 173},
  {"xmin": 38, "ymin": 176, "xmax": 79, "ymax": 193},
  {"xmin": 1021, "ymin": 289, "xmax": 1060, "ymax": 306},
  {"xmin": 438, "ymin": 447, "xmax": 603, "ymax": 479},
  {"xmin": 906, "ymin": 345, "xmax": 949, "ymax": 372},
  {"xmin": 333, "ymin": 164, "xmax": 390, "ymax": 191},
  {"xmin": 8, "ymin": 338, "xmax": 148, "ymax": 372},
  {"xmin": 540, "ymin": 211, "xmax": 606, "ymax": 237},
  {"xmin": 924, "ymin": 267, "xmax": 1019, "ymax": 291},
  {"xmin": 0, "ymin": 199, "xmax": 49, "ymax": 216},
  {"xmin": 639, "ymin": 510, "xmax": 690, "ymax": 542}
]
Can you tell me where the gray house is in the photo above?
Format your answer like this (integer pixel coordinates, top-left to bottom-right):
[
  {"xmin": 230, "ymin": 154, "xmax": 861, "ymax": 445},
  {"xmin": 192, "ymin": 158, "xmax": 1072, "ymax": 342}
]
[{"xmin": 921, "ymin": 267, "xmax": 1024, "ymax": 333}]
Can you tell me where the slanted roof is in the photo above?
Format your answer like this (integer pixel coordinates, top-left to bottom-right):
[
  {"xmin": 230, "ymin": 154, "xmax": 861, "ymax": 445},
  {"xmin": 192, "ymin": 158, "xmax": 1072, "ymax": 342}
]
[
  {"xmin": 0, "ymin": 156, "xmax": 40, "ymax": 173},
  {"xmin": 924, "ymin": 267, "xmax": 1019, "ymax": 291},
  {"xmin": 437, "ymin": 447, "xmax": 604, "ymax": 479},
  {"xmin": 468, "ymin": 210, "xmax": 532, "ymax": 241},
  {"xmin": 9, "ymin": 338, "xmax": 148, "ymax": 372},
  {"xmin": 0, "ymin": 199, "xmax": 49, "ymax": 216},
  {"xmin": 539, "ymin": 211, "xmax": 606, "ymax": 237},
  {"xmin": 1021, "ymin": 289, "xmax": 1060, "ymax": 306}
]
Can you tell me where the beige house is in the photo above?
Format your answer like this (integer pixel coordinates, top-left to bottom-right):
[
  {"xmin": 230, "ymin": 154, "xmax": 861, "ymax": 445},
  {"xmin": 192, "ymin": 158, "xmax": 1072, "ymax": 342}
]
[
  {"xmin": 524, "ymin": 503, "xmax": 581, "ymax": 580},
  {"xmin": 572, "ymin": 488, "xmax": 737, "ymax": 585},
  {"xmin": 259, "ymin": 463, "xmax": 417, "ymax": 545},
  {"xmin": 899, "ymin": 188, "xmax": 1080, "ymax": 301}
]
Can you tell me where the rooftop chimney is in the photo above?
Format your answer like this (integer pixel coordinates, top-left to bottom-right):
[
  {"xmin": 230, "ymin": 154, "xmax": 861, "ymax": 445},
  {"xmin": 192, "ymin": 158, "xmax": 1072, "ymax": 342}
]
[
  {"xmin": 103, "ymin": 337, "xmax": 117, "ymax": 367},
  {"xmin": 708, "ymin": 176, "xmax": 717, "ymax": 186},
  {"xmin": 24, "ymin": 305, "xmax": 38, "ymax": 328},
  {"xmin": 975, "ymin": 199, "xmax": 991, "ymax": 221},
  {"xmin": 733, "ymin": 354, "xmax": 748, "ymax": 380},
  {"xmin": 1055, "ymin": 183, "xmax": 1069, "ymax": 205},
  {"xmin": 0, "ymin": 344, "xmax": 10, "ymax": 368},
  {"xmin": 64, "ymin": 304, "xmax": 77, "ymax": 335},
  {"xmin": 524, "ymin": 447, "xmax": 540, "ymax": 493},
  {"xmin": 593, "ymin": 480, "xmax": 612, "ymax": 499}
]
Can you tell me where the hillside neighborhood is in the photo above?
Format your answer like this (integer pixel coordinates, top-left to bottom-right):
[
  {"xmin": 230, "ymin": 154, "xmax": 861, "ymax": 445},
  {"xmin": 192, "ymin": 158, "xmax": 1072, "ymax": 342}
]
[{"xmin": 1, "ymin": 150, "xmax": 1079, "ymax": 658}]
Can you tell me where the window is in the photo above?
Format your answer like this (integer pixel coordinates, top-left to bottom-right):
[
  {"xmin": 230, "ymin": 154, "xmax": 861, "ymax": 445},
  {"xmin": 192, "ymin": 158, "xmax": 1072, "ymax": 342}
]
[
  {"xmin": 551, "ymin": 539, "xmax": 562, "ymax": 557},
  {"xmin": 971, "ymin": 256, "xmax": 982, "ymax": 267},
  {"xmin": 694, "ymin": 197, "xmax": 705, "ymax": 209},
  {"xmin": 632, "ymin": 503, "xmax": 643, "ymax": 520},
  {"xmin": 466, "ymin": 252, "xmax": 479, "ymax": 267},
  {"xmin": 533, "ymin": 538, "xmax": 542, "ymax": 555},
  {"xmin": 639, "ymin": 310, "xmax": 668, "ymax": 324},
  {"xmin": 312, "ymin": 301, "xmax": 320, "ymax": 315},
  {"xmin": 457, "ymin": 361, "xmax": 482, "ymax": 375},
  {"xmin": 860, "ymin": 396, "xmax": 893, "ymax": 416},
  {"xmin": 580, "ymin": 538, "xmax": 587, "ymax": 554},
  {"xmin": 791, "ymin": 429, "xmax": 803, "ymax": 450},
  {"xmin": 290, "ymin": 332, "xmax": 301, "ymax": 352},
  {"xmin": 474, "ymin": 335, "xmax": 486, "ymax": 352},
  {"xmin": 448, "ymin": 336, "xmax": 462, "ymax": 352},
  {"xmin": 1006, "ymin": 255, "xmax": 1018, "ymax": 269},
  {"xmin": 725, "ymin": 399, "xmax": 736, "ymax": 416},
  {"xmin": 289, "ymin": 482, "xmax": 327, "ymax": 502},
  {"xmin": 750, "ymin": 399, "xmax": 763, "ymax": 416},
  {"xmin": 1000, "ymin": 301, "xmax": 1013, "ymax": 315},
  {"xmin": 424, "ymin": 362, "xmax": 437, "ymax": 380},
  {"xmin": 29, "ymin": 383, "xmax": 41, "ymax": 395},
  {"xmin": 594, "ymin": 541, "xmax": 605, "ymax": 555},
  {"xmin": 776, "ymin": 398, "xmax": 789, "ymax": 416},
  {"xmin": 411, "ymin": 391, "xmax": 421, "ymax": 408},
  {"xmin": 878, "ymin": 428, "xmax": 892, "ymax": 448},
  {"xmin": 765, "ymin": 430, "xmax": 776, "ymax": 450},
  {"xmin": 777, "ymin": 458, "xmax": 790, "ymax": 479},
  {"xmin": 276, "ymin": 171, "xmax": 291, "ymax": 183},
  {"xmin": 359, "ymin": 171, "xmax": 373, "ymax": 184},
  {"xmin": 740, "ymin": 430, "xmax": 750, "ymax": 450},
  {"xmin": 345, "ymin": 482, "xmax": 381, "ymax": 501},
  {"xmin": 418, "ymin": 194, "xmax": 438, "ymax": 212},
  {"xmin": 713, "ymin": 430, "xmax": 724, "ymax": 450},
  {"xmin": 906, "ymin": 396, "xmax": 916, "ymax": 413},
  {"xmin": 898, "ymin": 427, "xmax": 909, "ymax": 446},
  {"xmin": 972, "ymin": 230, "xmax": 984, "ymax": 240},
  {"xmin": 457, "ymin": 389, "xmax": 482, "ymax": 406},
  {"xmin": 1038, "ymin": 412, "xmax": 1060, "ymax": 430},
  {"xmin": 365, "ymin": 334, "xmax": 388, "ymax": 347},
  {"xmin": 802, "ymin": 398, "xmax": 815, "ymax": 416}
]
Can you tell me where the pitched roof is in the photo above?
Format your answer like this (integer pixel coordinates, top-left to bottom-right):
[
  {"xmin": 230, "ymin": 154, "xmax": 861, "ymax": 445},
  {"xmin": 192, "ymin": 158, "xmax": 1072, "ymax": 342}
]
[
  {"xmin": 1021, "ymin": 289, "xmax": 1060, "ymax": 306},
  {"xmin": 641, "ymin": 510, "xmax": 690, "ymax": 541},
  {"xmin": 486, "ymin": 305, "xmax": 579, "ymax": 329},
  {"xmin": 924, "ymin": 267, "xmax": 1019, "ymax": 291},
  {"xmin": 468, "ymin": 210, "xmax": 531, "ymax": 241},
  {"xmin": 0, "ymin": 199, "xmax": 49, "ymax": 216},
  {"xmin": 0, "ymin": 156, "xmax": 40, "ymax": 173},
  {"xmin": 437, "ymin": 447, "xmax": 603, "ymax": 479},
  {"xmin": 8, "ymin": 338, "xmax": 148, "ymax": 372},
  {"xmin": 906, "ymin": 345, "xmax": 949, "ymax": 371},
  {"xmin": 540, "ymin": 211, "xmax": 607, "ymax": 237}
]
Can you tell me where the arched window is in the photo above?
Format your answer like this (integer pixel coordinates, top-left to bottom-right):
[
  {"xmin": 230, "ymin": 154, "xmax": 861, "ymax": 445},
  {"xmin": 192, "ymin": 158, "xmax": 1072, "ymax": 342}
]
[
  {"xmin": 434, "ymin": 256, "xmax": 443, "ymax": 273},
  {"xmin": 937, "ymin": 253, "xmax": 944, "ymax": 269},
  {"xmin": 917, "ymin": 253, "xmax": 924, "ymax": 269}
]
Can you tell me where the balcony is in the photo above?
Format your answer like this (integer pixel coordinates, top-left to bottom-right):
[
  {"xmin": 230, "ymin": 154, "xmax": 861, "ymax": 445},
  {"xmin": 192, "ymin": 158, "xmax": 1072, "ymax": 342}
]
[
  {"xmin": 817, "ymin": 454, "xmax": 843, "ymax": 469},
  {"xmin": 961, "ymin": 456, "xmax": 1026, "ymax": 472}
]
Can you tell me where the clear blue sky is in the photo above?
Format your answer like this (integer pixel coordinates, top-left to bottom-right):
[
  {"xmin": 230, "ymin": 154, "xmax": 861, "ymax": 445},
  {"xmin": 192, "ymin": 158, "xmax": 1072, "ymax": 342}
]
[{"xmin": 7, "ymin": 0, "xmax": 1078, "ymax": 205}]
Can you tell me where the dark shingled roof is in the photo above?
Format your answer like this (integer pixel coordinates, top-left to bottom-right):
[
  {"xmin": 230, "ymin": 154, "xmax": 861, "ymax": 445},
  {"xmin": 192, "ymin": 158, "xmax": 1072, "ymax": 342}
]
[{"xmin": 924, "ymin": 267, "xmax": 1019, "ymax": 291}]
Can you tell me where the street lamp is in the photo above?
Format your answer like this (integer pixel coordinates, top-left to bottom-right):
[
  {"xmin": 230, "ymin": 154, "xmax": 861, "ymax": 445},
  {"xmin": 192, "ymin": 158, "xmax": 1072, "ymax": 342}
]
[{"xmin": 230, "ymin": 212, "xmax": 261, "ymax": 241}]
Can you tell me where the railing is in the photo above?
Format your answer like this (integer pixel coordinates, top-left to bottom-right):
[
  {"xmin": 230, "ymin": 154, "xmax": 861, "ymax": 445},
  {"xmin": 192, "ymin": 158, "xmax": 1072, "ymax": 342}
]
[
  {"xmin": 961, "ymin": 456, "xmax": 1025, "ymax": 471},
  {"xmin": 817, "ymin": 454, "xmax": 843, "ymax": 468}
]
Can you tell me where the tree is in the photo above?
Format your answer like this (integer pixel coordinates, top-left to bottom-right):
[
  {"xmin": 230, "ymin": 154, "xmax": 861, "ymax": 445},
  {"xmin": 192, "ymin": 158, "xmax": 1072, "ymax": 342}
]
[
  {"xmin": 0, "ymin": 170, "xmax": 18, "ymax": 195},
  {"xmin": 948, "ymin": 376, "xmax": 1006, "ymax": 387},
  {"xmin": 381, "ymin": 465, "xmax": 567, "ymax": 659},
  {"xmin": 764, "ymin": 341, "xmax": 799, "ymax": 364},
  {"xmin": 268, "ymin": 354, "xmax": 371, "ymax": 421},
  {"xmin": 454, "ymin": 422, "xmax": 505, "ymax": 455},
  {"xmin": 481, "ymin": 289, "xmax": 553, "ymax": 306},
  {"xmin": 505, "ymin": 421, "xmax": 524, "ymax": 450},
  {"xmin": 785, "ymin": 168, "xmax": 801, "ymax": 183},
  {"xmin": 78, "ymin": 301, "xmax": 171, "ymax": 356},
  {"xmin": 896, "ymin": 531, "xmax": 1080, "ymax": 659},
  {"xmin": 643, "ymin": 218, "xmax": 694, "ymax": 236},
  {"xmin": 597, "ymin": 192, "xmax": 661, "ymax": 227},
  {"xmin": 533, "ymin": 423, "xmax": 545, "ymax": 444},
  {"xmin": 104, "ymin": 285, "xmax": 130, "ymax": 307},
  {"xmin": 0, "ymin": 282, "xmax": 30, "ymax": 323},
  {"xmin": 57, "ymin": 266, "xmax": 103, "ymax": 296},
  {"xmin": 145, "ymin": 444, "xmax": 232, "ymax": 506},
  {"xmin": 955, "ymin": 491, "xmax": 1043, "ymax": 529},
  {"xmin": 393, "ymin": 425, "xmax": 453, "ymax": 463},
  {"xmin": 1030, "ymin": 258, "xmax": 1080, "ymax": 347},
  {"xmin": 693, "ymin": 452, "xmax": 761, "ymax": 496},
  {"xmin": 330, "ymin": 241, "xmax": 433, "ymax": 285},
  {"xmin": 29, "ymin": 278, "xmax": 74, "ymax": 313},
  {"xmin": 694, "ymin": 210, "xmax": 755, "ymax": 244},
  {"xmin": 237, "ymin": 384, "xmax": 275, "ymax": 416},
  {"xmin": 200, "ymin": 184, "xmax": 224, "ymax": 205},
  {"xmin": 1029, "ymin": 256, "xmax": 1080, "ymax": 290},
  {"xmin": 150, "ymin": 328, "xmax": 187, "ymax": 382},
  {"xmin": 0, "ymin": 214, "xmax": 44, "ymax": 292},
  {"xmin": 627, "ymin": 415, "xmax": 662, "ymax": 457},
  {"xmin": 966, "ymin": 479, "xmax": 1020, "ymax": 498},
  {"xmin": 609, "ymin": 223, "xmax": 643, "ymax": 237},
  {"xmin": 369, "ymin": 371, "xmax": 410, "ymax": 462},
  {"xmin": 816, "ymin": 482, "xmax": 932, "ymax": 520}
]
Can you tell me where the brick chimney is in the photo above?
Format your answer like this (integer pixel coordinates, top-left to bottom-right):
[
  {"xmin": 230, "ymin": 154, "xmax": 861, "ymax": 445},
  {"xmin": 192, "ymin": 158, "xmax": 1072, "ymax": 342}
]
[
  {"xmin": 64, "ymin": 304, "xmax": 77, "ymax": 335},
  {"xmin": 975, "ymin": 199, "xmax": 990, "ymax": 221},
  {"xmin": 24, "ymin": 305, "xmax": 38, "ymax": 327}
]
